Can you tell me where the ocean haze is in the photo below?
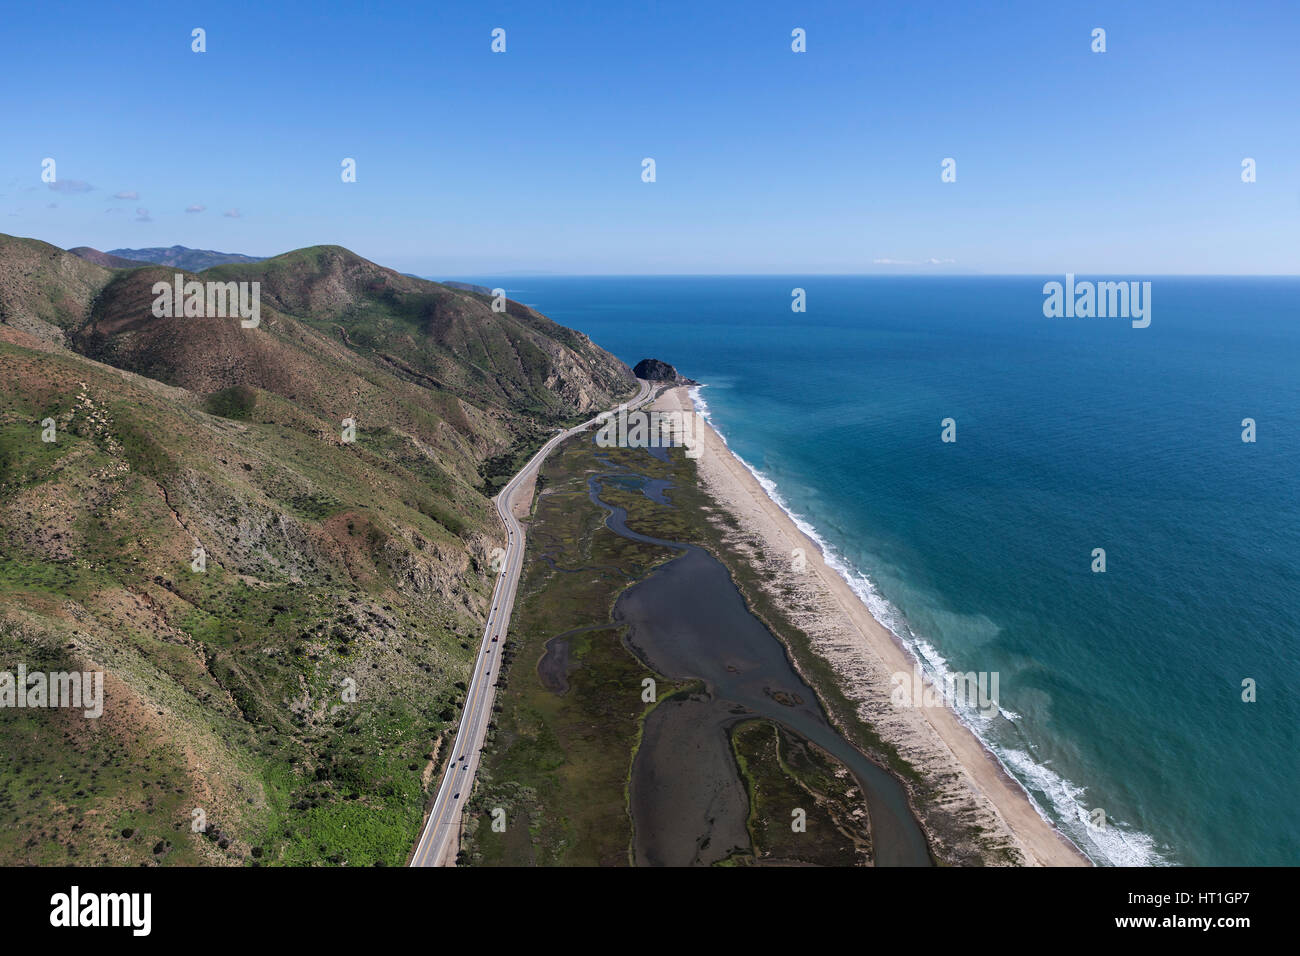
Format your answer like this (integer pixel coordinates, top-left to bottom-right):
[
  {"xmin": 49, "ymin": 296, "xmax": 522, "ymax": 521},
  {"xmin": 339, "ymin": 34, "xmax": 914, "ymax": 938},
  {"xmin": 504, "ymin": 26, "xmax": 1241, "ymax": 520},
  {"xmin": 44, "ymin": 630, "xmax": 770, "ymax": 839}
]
[{"xmin": 458, "ymin": 274, "xmax": 1300, "ymax": 866}]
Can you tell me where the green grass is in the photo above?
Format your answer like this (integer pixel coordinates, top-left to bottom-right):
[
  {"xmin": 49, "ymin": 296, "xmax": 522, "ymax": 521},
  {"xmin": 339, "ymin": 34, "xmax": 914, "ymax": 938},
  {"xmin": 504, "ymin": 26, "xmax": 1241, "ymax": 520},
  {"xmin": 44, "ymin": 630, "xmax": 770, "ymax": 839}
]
[
  {"xmin": 729, "ymin": 719, "xmax": 870, "ymax": 866},
  {"xmin": 204, "ymin": 385, "xmax": 258, "ymax": 420},
  {"xmin": 110, "ymin": 404, "xmax": 177, "ymax": 480},
  {"xmin": 0, "ymin": 621, "xmax": 205, "ymax": 865},
  {"xmin": 0, "ymin": 421, "xmax": 71, "ymax": 490}
]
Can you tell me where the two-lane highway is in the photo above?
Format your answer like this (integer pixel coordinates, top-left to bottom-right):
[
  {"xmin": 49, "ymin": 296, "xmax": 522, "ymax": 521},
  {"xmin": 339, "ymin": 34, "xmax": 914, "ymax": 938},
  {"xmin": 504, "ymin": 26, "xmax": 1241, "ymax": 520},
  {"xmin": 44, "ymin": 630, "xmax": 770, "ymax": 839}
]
[{"xmin": 410, "ymin": 377, "xmax": 655, "ymax": 866}]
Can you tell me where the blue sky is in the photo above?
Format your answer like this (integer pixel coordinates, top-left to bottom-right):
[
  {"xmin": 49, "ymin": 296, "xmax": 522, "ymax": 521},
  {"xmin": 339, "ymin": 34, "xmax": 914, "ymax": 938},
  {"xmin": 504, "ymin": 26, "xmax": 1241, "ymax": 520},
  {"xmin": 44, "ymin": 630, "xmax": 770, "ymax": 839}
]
[{"xmin": 2, "ymin": 0, "xmax": 1296, "ymax": 274}]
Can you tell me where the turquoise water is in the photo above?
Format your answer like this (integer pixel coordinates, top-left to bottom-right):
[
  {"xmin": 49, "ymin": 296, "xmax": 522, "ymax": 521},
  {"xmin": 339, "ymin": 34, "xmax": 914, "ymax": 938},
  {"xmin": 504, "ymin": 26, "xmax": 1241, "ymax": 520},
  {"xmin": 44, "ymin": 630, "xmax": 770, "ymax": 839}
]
[{"xmin": 468, "ymin": 275, "xmax": 1300, "ymax": 866}]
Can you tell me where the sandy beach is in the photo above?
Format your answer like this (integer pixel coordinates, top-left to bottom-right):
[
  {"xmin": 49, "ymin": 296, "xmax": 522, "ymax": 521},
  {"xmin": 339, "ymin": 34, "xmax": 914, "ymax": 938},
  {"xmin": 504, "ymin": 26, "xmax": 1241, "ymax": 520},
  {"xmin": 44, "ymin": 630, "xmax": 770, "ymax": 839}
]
[{"xmin": 655, "ymin": 385, "xmax": 1089, "ymax": 867}]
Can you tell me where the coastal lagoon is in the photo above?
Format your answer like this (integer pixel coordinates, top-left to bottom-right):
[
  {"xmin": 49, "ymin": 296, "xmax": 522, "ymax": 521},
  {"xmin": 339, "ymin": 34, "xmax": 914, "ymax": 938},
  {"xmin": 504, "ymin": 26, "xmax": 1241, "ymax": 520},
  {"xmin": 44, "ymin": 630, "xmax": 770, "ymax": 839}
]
[{"xmin": 583, "ymin": 464, "xmax": 932, "ymax": 865}]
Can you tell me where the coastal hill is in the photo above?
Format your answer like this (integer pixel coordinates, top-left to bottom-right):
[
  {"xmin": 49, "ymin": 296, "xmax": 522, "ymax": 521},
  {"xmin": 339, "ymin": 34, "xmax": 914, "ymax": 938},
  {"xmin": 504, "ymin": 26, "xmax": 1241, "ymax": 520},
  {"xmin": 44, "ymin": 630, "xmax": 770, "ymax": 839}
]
[{"xmin": 0, "ymin": 232, "xmax": 636, "ymax": 865}]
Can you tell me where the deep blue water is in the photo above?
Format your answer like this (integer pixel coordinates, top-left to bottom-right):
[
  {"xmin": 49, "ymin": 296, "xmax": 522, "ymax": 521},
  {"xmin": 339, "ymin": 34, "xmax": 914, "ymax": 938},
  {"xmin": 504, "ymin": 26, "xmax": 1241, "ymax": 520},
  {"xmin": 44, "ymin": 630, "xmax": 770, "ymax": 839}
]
[{"xmin": 465, "ymin": 275, "xmax": 1300, "ymax": 866}]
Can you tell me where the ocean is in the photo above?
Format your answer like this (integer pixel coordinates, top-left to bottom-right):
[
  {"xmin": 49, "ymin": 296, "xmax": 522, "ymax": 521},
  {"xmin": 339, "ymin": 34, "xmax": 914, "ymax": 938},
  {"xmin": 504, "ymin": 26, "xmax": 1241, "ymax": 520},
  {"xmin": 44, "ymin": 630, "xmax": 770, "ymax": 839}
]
[{"xmin": 464, "ymin": 275, "xmax": 1300, "ymax": 866}]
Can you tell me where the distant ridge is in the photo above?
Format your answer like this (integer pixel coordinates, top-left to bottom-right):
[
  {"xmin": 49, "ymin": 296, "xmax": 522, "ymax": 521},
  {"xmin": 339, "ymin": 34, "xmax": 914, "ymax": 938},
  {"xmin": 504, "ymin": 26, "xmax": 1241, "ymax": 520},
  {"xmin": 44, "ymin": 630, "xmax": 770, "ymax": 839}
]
[
  {"xmin": 105, "ymin": 244, "xmax": 265, "ymax": 271},
  {"xmin": 67, "ymin": 246, "xmax": 151, "ymax": 269}
]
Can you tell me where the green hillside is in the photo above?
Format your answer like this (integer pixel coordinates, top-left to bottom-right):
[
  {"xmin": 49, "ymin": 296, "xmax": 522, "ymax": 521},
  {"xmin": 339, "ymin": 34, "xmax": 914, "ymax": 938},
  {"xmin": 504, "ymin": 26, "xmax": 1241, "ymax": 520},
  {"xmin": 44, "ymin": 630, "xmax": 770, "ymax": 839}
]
[{"xmin": 0, "ymin": 233, "xmax": 636, "ymax": 865}]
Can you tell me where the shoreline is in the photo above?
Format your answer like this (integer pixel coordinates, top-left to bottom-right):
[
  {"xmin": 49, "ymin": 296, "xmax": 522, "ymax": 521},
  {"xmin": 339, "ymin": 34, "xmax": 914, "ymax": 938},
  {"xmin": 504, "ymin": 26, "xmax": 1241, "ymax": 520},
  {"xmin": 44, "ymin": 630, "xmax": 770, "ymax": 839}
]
[{"xmin": 656, "ymin": 385, "xmax": 1090, "ymax": 867}]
